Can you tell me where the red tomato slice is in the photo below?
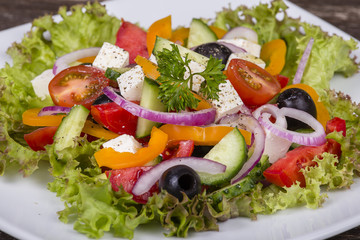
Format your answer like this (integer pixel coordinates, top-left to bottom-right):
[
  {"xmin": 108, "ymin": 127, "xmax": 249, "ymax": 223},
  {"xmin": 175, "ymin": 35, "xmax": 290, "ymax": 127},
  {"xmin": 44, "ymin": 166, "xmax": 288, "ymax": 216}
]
[
  {"xmin": 326, "ymin": 117, "xmax": 346, "ymax": 137},
  {"xmin": 49, "ymin": 65, "xmax": 110, "ymax": 109},
  {"xmin": 115, "ymin": 20, "xmax": 149, "ymax": 64},
  {"xmin": 162, "ymin": 140, "xmax": 195, "ymax": 160},
  {"xmin": 226, "ymin": 59, "xmax": 281, "ymax": 106},
  {"xmin": 106, "ymin": 167, "xmax": 159, "ymax": 204},
  {"xmin": 264, "ymin": 117, "xmax": 345, "ymax": 188},
  {"xmin": 276, "ymin": 74, "xmax": 289, "ymax": 89},
  {"xmin": 91, "ymin": 102, "xmax": 138, "ymax": 136},
  {"xmin": 24, "ymin": 126, "xmax": 58, "ymax": 151}
]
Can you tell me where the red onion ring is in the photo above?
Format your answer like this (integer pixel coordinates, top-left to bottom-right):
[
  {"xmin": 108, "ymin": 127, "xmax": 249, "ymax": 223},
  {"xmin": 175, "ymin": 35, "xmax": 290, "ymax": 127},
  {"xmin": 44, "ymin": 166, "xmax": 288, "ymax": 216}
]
[
  {"xmin": 292, "ymin": 38, "xmax": 314, "ymax": 84},
  {"xmin": 38, "ymin": 106, "xmax": 71, "ymax": 116},
  {"xmin": 218, "ymin": 113, "xmax": 266, "ymax": 183},
  {"xmin": 53, "ymin": 47, "xmax": 100, "ymax": 75},
  {"xmin": 258, "ymin": 106, "xmax": 326, "ymax": 146},
  {"xmin": 132, "ymin": 157, "xmax": 226, "ymax": 196},
  {"xmin": 222, "ymin": 26, "xmax": 258, "ymax": 43},
  {"xmin": 103, "ymin": 86, "xmax": 216, "ymax": 126},
  {"xmin": 252, "ymin": 104, "xmax": 292, "ymax": 163}
]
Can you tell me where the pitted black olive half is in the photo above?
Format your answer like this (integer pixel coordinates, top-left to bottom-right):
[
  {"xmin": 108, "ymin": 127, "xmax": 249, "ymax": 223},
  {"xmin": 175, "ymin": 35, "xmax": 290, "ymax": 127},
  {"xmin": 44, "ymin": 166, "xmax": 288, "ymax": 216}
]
[{"xmin": 193, "ymin": 42, "xmax": 232, "ymax": 65}]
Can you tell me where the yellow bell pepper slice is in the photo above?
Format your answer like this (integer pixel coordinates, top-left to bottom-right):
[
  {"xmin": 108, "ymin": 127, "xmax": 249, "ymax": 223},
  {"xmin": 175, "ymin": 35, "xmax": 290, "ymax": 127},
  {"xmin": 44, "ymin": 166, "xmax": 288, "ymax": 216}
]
[
  {"xmin": 94, "ymin": 127, "xmax": 168, "ymax": 169},
  {"xmin": 146, "ymin": 15, "xmax": 172, "ymax": 56},
  {"xmin": 260, "ymin": 39, "xmax": 287, "ymax": 76},
  {"xmin": 22, "ymin": 108, "xmax": 118, "ymax": 140}
]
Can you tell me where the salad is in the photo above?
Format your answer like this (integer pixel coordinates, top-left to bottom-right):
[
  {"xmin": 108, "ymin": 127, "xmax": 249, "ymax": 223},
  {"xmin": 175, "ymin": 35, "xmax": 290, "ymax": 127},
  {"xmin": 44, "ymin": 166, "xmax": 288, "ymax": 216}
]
[{"xmin": 1, "ymin": 0, "xmax": 360, "ymax": 239}]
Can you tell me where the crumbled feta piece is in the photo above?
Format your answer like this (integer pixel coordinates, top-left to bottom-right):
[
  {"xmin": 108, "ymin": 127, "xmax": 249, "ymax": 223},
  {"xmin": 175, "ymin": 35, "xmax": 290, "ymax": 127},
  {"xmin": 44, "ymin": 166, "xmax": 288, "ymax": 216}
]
[
  {"xmin": 225, "ymin": 52, "xmax": 266, "ymax": 69},
  {"xmin": 217, "ymin": 38, "xmax": 261, "ymax": 57},
  {"xmin": 184, "ymin": 60, "xmax": 206, "ymax": 93},
  {"xmin": 92, "ymin": 42, "xmax": 129, "ymax": 71},
  {"xmin": 102, "ymin": 134, "xmax": 142, "ymax": 154},
  {"xmin": 207, "ymin": 81, "xmax": 244, "ymax": 122},
  {"xmin": 117, "ymin": 65, "xmax": 145, "ymax": 101},
  {"xmin": 149, "ymin": 54, "xmax": 157, "ymax": 64},
  {"xmin": 31, "ymin": 69, "xmax": 54, "ymax": 100}
]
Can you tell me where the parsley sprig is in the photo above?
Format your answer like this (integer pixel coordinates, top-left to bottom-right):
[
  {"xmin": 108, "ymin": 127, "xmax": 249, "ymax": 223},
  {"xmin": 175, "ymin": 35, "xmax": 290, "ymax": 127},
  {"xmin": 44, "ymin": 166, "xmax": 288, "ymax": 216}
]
[{"xmin": 156, "ymin": 44, "xmax": 226, "ymax": 112}]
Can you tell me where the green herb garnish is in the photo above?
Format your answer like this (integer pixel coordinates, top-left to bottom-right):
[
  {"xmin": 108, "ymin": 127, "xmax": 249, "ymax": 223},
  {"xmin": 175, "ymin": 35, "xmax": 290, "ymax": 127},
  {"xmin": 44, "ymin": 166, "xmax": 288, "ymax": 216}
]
[{"xmin": 155, "ymin": 44, "xmax": 226, "ymax": 112}]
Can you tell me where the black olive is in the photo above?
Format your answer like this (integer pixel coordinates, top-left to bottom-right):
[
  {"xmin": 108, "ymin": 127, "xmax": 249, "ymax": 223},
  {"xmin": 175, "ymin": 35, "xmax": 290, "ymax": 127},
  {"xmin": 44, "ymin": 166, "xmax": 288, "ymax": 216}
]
[
  {"xmin": 191, "ymin": 145, "xmax": 213, "ymax": 158},
  {"xmin": 276, "ymin": 88, "xmax": 317, "ymax": 130},
  {"xmin": 92, "ymin": 90, "xmax": 121, "ymax": 105},
  {"xmin": 92, "ymin": 94, "xmax": 113, "ymax": 105},
  {"xmin": 159, "ymin": 165, "xmax": 201, "ymax": 201},
  {"xmin": 193, "ymin": 42, "xmax": 232, "ymax": 65}
]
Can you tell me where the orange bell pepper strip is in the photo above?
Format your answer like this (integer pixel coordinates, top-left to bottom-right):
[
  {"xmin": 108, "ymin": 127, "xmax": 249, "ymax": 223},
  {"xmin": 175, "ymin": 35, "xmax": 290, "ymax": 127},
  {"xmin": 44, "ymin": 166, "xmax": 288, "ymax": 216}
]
[
  {"xmin": 260, "ymin": 39, "xmax": 287, "ymax": 76},
  {"xmin": 159, "ymin": 124, "xmax": 251, "ymax": 146},
  {"xmin": 210, "ymin": 26, "xmax": 227, "ymax": 39},
  {"xmin": 22, "ymin": 108, "xmax": 119, "ymax": 140},
  {"xmin": 94, "ymin": 127, "xmax": 168, "ymax": 169},
  {"xmin": 170, "ymin": 27, "xmax": 189, "ymax": 46},
  {"xmin": 22, "ymin": 108, "xmax": 65, "ymax": 126},
  {"xmin": 134, "ymin": 55, "xmax": 160, "ymax": 80},
  {"xmin": 281, "ymin": 83, "xmax": 330, "ymax": 130},
  {"xmin": 146, "ymin": 15, "xmax": 172, "ymax": 56},
  {"xmin": 83, "ymin": 121, "xmax": 119, "ymax": 140}
]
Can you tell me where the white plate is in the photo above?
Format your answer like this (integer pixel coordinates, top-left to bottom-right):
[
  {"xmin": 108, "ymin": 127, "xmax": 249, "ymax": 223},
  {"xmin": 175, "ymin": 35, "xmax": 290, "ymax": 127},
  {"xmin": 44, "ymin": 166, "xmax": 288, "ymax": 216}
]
[{"xmin": 0, "ymin": 1, "xmax": 359, "ymax": 240}]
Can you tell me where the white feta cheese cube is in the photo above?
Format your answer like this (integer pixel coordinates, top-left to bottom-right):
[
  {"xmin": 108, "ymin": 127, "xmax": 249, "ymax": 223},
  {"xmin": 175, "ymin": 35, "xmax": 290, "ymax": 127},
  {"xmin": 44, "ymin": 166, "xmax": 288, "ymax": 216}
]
[
  {"xmin": 225, "ymin": 52, "xmax": 266, "ymax": 69},
  {"xmin": 102, "ymin": 134, "xmax": 142, "ymax": 154},
  {"xmin": 92, "ymin": 42, "xmax": 129, "ymax": 71},
  {"xmin": 217, "ymin": 38, "xmax": 261, "ymax": 57},
  {"xmin": 184, "ymin": 60, "xmax": 206, "ymax": 93},
  {"xmin": 149, "ymin": 54, "xmax": 157, "ymax": 64},
  {"xmin": 207, "ymin": 81, "xmax": 244, "ymax": 122},
  {"xmin": 31, "ymin": 69, "xmax": 54, "ymax": 100},
  {"xmin": 117, "ymin": 65, "xmax": 145, "ymax": 101}
]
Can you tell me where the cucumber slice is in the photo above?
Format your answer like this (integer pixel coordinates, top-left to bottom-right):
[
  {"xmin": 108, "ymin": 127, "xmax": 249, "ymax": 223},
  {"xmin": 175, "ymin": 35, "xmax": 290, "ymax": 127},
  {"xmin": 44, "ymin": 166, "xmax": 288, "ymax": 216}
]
[
  {"xmin": 198, "ymin": 128, "xmax": 248, "ymax": 186},
  {"xmin": 54, "ymin": 105, "xmax": 89, "ymax": 152},
  {"xmin": 152, "ymin": 36, "xmax": 209, "ymax": 66},
  {"xmin": 105, "ymin": 67, "xmax": 131, "ymax": 81},
  {"xmin": 187, "ymin": 18, "xmax": 218, "ymax": 49},
  {"xmin": 135, "ymin": 77, "xmax": 166, "ymax": 138}
]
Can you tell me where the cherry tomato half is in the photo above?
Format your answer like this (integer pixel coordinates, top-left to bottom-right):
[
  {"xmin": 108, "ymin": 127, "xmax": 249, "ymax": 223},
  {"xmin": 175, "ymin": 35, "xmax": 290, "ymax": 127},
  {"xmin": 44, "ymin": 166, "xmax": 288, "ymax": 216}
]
[
  {"xmin": 49, "ymin": 65, "xmax": 110, "ymax": 109},
  {"xmin": 226, "ymin": 59, "xmax": 281, "ymax": 106}
]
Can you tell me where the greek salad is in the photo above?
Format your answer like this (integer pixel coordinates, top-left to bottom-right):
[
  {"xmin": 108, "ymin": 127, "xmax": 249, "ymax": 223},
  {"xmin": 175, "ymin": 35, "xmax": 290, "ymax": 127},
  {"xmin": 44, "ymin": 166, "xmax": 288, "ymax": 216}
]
[{"xmin": 0, "ymin": 0, "xmax": 360, "ymax": 239}]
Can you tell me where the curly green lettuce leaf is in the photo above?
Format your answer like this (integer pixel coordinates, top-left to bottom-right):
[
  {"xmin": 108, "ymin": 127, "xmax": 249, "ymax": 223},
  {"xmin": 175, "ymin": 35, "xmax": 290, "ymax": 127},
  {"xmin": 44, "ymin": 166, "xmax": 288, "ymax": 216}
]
[
  {"xmin": 213, "ymin": 0, "xmax": 359, "ymax": 93},
  {"xmin": 292, "ymin": 24, "xmax": 358, "ymax": 93},
  {"xmin": 33, "ymin": 2, "xmax": 120, "ymax": 56},
  {"xmin": 0, "ymin": 2, "xmax": 120, "ymax": 175},
  {"xmin": 49, "ymin": 169, "xmax": 152, "ymax": 239},
  {"xmin": 145, "ymin": 191, "xmax": 219, "ymax": 238},
  {"xmin": 321, "ymin": 90, "xmax": 360, "ymax": 172}
]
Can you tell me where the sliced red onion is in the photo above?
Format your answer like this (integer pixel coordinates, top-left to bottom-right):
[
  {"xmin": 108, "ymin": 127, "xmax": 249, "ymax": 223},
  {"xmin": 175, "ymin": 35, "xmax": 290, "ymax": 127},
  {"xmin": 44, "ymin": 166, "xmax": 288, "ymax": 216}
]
[
  {"xmin": 217, "ymin": 42, "xmax": 247, "ymax": 54},
  {"xmin": 258, "ymin": 106, "xmax": 326, "ymax": 146},
  {"xmin": 53, "ymin": 47, "xmax": 100, "ymax": 75},
  {"xmin": 252, "ymin": 104, "xmax": 292, "ymax": 163},
  {"xmin": 218, "ymin": 113, "xmax": 266, "ymax": 183},
  {"xmin": 222, "ymin": 26, "xmax": 258, "ymax": 43},
  {"xmin": 132, "ymin": 157, "xmax": 226, "ymax": 196},
  {"xmin": 292, "ymin": 38, "xmax": 314, "ymax": 84},
  {"xmin": 38, "ymin": 106, "xmax": 71, "ymax": 116},
  {"xmin": 103, "ymin": 86, "xmax": 216, "ymax": 126}
]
